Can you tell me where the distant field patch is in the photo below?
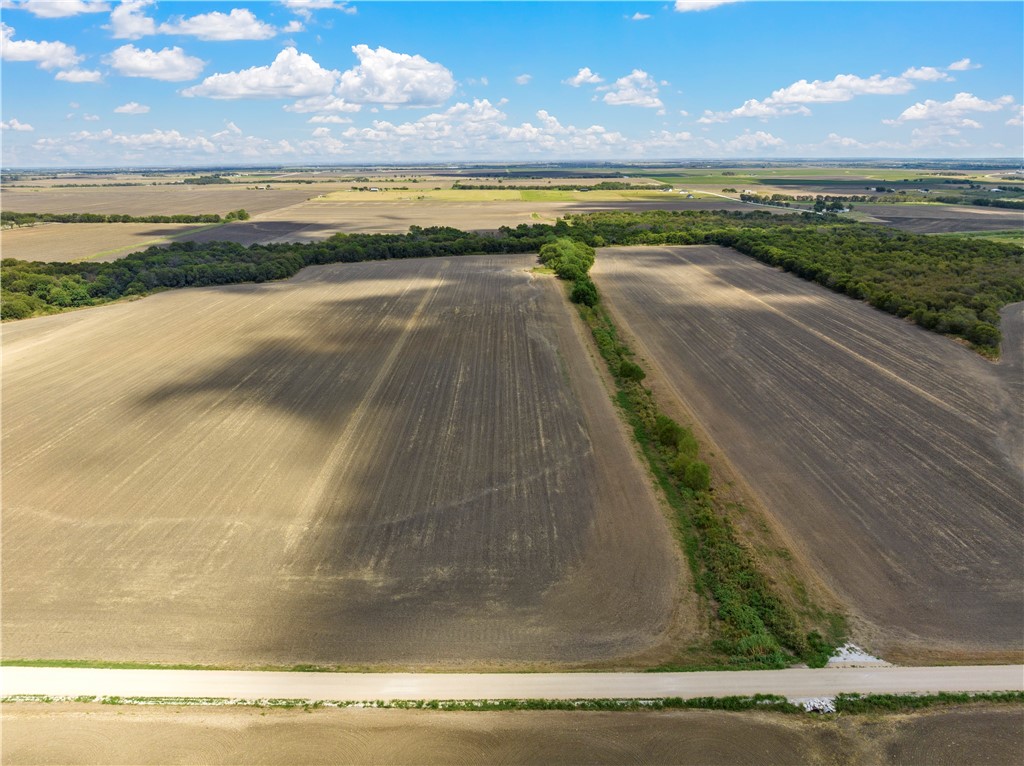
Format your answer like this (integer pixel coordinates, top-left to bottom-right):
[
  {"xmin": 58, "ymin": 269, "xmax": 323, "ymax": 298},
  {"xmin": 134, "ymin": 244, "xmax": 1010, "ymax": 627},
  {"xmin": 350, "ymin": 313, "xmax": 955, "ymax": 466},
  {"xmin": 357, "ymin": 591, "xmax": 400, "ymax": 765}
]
[{"xmin": 0, "ymin": 223, "xmax": 211, "ymax": 262}]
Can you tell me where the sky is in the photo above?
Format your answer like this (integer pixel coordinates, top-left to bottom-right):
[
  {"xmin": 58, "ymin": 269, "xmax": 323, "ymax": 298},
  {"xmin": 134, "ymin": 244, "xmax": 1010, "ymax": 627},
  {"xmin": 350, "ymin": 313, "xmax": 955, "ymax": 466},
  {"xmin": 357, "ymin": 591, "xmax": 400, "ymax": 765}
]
[{"xmin": 1, "ymin": 0, "xmax": 1022, "ymax": 167}]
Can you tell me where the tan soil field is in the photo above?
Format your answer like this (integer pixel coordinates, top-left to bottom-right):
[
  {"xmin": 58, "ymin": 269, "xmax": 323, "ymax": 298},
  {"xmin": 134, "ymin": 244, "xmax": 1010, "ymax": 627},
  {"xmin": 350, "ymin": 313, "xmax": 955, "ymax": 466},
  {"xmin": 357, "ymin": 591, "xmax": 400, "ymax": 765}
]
[
  {"xmin": 3, "ymin": 704, "xmax": 1022, "ymax": 765},
  {"xmin": 0, "ymin": 185, "xmax": 325, "ymax": 217},
  {"xmin": 178, "ymin": 198, "xmax": 796, "ymax": 249},
  {"xmin": 856, "ymin": 203, "xmax": 1024, "ymax": 232},
  {"xmin": 1, "ymin": 222, "xmax": 208, "ymax": 262},
  {"xmin": 594, "ymin": 246, "xmax": 1023, "ymax": 661},
  {"xmin": 1, "ymin": 254, "xmax": 683, "ymax": 667}
]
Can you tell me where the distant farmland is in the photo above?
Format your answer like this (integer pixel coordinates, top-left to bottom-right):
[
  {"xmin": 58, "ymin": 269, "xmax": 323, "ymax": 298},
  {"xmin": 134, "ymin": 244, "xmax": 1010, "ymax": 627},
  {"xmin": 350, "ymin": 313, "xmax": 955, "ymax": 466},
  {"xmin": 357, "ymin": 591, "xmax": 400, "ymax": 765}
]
[
  {"xmin": 0, "ymin": 222, "xmax": 214, "ymax": 262},
  {"xmin": 1, "ymin": 255, "xmax": 682, "ymax": 667},
  {"xmin": 0, "ymin": 185, "xmax": 321, "ymax": 218},
  {"xmin": 594, "ymin": 245, "xmax": 1023, "ymax": 662}
]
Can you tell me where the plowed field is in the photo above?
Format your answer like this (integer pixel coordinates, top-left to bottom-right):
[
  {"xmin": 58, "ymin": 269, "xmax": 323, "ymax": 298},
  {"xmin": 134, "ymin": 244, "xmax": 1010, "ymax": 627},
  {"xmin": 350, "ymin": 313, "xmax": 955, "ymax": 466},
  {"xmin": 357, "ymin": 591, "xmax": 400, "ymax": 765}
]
[
  {"xmin": 4, "ymin": 704, "xmax": 1021, "ymax": 766},
  {"xmin": 856, "ymin": 203, "xmax": 1024, "ymax": 232},
  {"xmin": 594, "ymin": 246, "xmax": 1023, "ymax": 660},
  {"xmin": 1, "ymin": 255, "xmax": 681, "ymax": 667}
]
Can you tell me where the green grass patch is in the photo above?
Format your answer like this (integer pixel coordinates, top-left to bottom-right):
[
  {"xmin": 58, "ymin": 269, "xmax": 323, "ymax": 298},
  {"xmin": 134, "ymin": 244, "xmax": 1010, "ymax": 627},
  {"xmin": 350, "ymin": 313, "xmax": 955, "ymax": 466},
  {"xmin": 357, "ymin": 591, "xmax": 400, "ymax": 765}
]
[
  {"xmin": 834, "ymin": 691, "xmax": 1024, "ymax": 714},
  {"xmin": 933, "ymin": 230, "xmax": 1024, "ymax": 248}
]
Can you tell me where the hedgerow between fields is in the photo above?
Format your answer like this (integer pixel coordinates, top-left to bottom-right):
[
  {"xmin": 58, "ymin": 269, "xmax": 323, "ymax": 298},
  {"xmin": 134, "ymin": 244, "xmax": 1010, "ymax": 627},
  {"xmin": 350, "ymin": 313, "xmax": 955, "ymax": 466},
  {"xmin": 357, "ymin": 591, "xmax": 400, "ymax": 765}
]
[
  {"xmin": 1, "ymin": 210, "xmax": 249, "ymax": 227},
  {"xmin": 3, "ymin": 211, "xmax": 1021, "ymax": 355}
]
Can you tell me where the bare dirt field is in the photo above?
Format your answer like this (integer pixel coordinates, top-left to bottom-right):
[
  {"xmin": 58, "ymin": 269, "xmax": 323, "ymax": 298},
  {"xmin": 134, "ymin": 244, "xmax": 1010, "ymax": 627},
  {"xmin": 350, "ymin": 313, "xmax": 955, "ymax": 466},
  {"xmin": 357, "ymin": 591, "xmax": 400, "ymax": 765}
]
[
  {"xmin": 3, "ymin": 704, "xmax": 1021, "ymax": 765},
  {"xmin": 594, "ymin": 246, "xmax": 1023, "ymax": 661},
  {"xmin": 0, "ymin": 185, "xmax": 323, "ymax": 217},
  {"xmin": 856, "ymin": 203, "xmax": 1024, "ymax": 232},
  {"xmin": 1, "ymin": 222, "xmax": 209, "ymax": 262},
  {"xmin": 178, "ymin": 198, "xmax": 796, "ymax": 248},
  {"xmin": 1, "ymin": 254, "xmax": 682, "ymax": 668}
]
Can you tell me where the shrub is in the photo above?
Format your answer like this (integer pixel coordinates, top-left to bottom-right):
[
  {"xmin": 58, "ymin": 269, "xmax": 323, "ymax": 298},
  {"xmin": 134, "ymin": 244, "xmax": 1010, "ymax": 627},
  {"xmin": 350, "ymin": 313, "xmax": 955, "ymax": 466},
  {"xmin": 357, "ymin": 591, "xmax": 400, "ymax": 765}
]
[
  {"xmin": 655, "ymin": 415, "xmax": 683, "ymax": 448},
  {"xmin": 618, "ymin": 359, "xmax": 646, "ymax": 382},
  {"xmin": 677, "ymin": 429, "xmax": 700, "ymax": 461},
  {"xmin": 684, "ymin": 461, "xmax": 711, "ymax": 492},
  {"xmin": 1, "ymin": 292, "xmax": 34, "ymax": 319},
  {"xmin": 570, "ymin": 276, "xmax": 599, "ymax": 306},
  {"xmin": 966, "ymin": 321, "xmax": 1001, "ymax": 348}
]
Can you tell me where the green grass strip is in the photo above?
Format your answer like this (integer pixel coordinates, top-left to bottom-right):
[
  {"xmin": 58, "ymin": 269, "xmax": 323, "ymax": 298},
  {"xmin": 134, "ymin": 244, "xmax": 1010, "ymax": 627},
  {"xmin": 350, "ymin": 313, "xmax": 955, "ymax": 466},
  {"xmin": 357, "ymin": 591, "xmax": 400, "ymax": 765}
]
[
  {"xmin": 834, "ymin": 691, "xmax": 1024, "ymax": 713},
  {"xmin": 0, "ymin": 693, "xmax": 800, "ymax": 713},
  {"xmin": 4, "ymin": 692, "xmax": 1020, "ymax": 715}
]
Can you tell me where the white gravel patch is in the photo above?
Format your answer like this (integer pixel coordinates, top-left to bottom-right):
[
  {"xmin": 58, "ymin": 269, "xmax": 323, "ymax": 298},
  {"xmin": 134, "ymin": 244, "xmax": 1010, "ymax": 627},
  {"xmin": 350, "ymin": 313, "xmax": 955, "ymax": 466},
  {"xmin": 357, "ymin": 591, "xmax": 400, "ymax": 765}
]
[{"xmin": 827, "ymin": 643, "xmax": 890, "ymax": 667}]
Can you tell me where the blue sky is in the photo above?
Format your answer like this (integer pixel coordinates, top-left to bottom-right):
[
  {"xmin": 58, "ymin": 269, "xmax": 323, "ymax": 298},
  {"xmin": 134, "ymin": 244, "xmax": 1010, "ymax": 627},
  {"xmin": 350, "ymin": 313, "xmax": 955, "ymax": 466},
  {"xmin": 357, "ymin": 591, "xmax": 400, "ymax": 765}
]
[{"xmin": 2, "ymin": 0, "xmax": 1021, "ymax": 166}]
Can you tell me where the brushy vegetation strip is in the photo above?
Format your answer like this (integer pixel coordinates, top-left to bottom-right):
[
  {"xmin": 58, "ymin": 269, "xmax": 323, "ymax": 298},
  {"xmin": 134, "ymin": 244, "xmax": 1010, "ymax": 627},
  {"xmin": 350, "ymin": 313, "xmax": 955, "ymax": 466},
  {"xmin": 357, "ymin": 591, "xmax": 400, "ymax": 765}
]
[
  {"xmin": 539, "ymin": 236, "xmax": 840, "ymax": 669},
  {"xmin": 3, "ymin": 210, "xmax": 1021, "ymax": 353},
  {"xmin": 4, "ymin": 691, "xmax": 1021, "ymax": 714},
  {"xmin": 0, "ymin": 693, "xmax": 799, "ymax": 712},
  {"xmin": 833, "ymin": 691, "xmax": 1024, "ymax": 713}
]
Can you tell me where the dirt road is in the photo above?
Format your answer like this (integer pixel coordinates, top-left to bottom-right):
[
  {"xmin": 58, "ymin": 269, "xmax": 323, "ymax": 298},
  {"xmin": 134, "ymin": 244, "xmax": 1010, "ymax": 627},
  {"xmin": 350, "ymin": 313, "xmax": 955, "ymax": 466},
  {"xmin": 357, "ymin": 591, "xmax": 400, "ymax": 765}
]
[{"xmin": 3, "ymin": 665, "xmax": 1022, "ymax": 701}]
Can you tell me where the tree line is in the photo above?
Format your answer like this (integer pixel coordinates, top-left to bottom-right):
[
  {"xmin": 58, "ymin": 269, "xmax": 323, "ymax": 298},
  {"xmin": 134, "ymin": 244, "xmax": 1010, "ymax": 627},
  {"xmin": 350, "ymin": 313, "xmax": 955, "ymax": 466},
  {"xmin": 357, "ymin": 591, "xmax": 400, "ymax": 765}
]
[
  {"xmin": 2, "ymin": 210, "xmax": 249, "ymax": 227},
  {"xmin": 3, "ymin": 210, "xmax": 1020, "ymax": 353}
]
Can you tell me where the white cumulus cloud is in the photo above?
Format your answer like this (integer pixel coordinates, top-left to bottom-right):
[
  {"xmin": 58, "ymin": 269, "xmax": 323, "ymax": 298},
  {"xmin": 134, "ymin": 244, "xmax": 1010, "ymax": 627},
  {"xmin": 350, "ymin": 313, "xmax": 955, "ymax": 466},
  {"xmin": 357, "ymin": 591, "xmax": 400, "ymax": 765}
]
[
  {"xmin": 1, "ymin": 117, "xmax": 34, "ymax": 131},
  {"xmin": 286, "ymin": 95, "xmax": 361, "ymax": 113},
  {"xmin": 182, "ymin": 47, "xmax": 336, "ymax": 99},
  {"xmin": 114, "ymin": 101, "xmax": 149, "ymax": 114},
  {"xmin": 280, "ymin": 0, "xmax": 357, "ymax": 18},
  {"xmin": 55, "ymin": 68, "xmax": 102, "ymax": 82},
  {"xmin": 724, "ymin": 130, "xmax": 784, "ymax": 152},
  {"xmin": 307, "ymin": 114, "xmax": 352, "ymax": 123},
  {"xmin": 947, "ymin": 58, "xmax": 980, "ymax": 71},
  {"xmin": 563, "ymin": 67, "xmax": 603, "ymax": 87},
  {"xmin": 1006, "ymin": 106, "xmax": 1024, "ymax": 127},
  {"xmin": 515, "ymin": 73, "xmax": 532, "ymax": 85},
  {"xmin": 105, "ymin": 43, "xmax": 205, "ymax": 81},
  {"xmin": 3, "ymin": 0, "xmax": 108, "ymax": 18},
  {"xmin": 334, "ymin": 45, "xmax": 455, "ymax": 107},
  {"xmin": 901, "ymin": 66, "xmax": 951, "ymax": 82},
  {"xmin": 701, "ymin": 68, "xmax": 935, "ymax": 122},
  {"xmin": 1, "ymin": 22, "xmax": 83, "ymax": 70},
  {"xmin": 159, "ymin": 8, "xmax": 278, "ymax": 41},
  {"xmin": 886, "ymin": 92, "xmax": 1014, "ymax": 125},
  {"xmin": 630, "ymin": 12, "xmax": 651, "ymax": 21},
  {"xmin": 107, "ymin": 0, "xmax": 156, "ymax": 39},
  {"xmin": 602, "ymin": 69, "xmax": 663, "ymax": 108},
  {"xmin": 212, "ymin": 121, "xmax": 243, "ymax": 139},
  {"xmin": 674, "ymin": 0, "xmax": 742, "ymax": 12}
]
